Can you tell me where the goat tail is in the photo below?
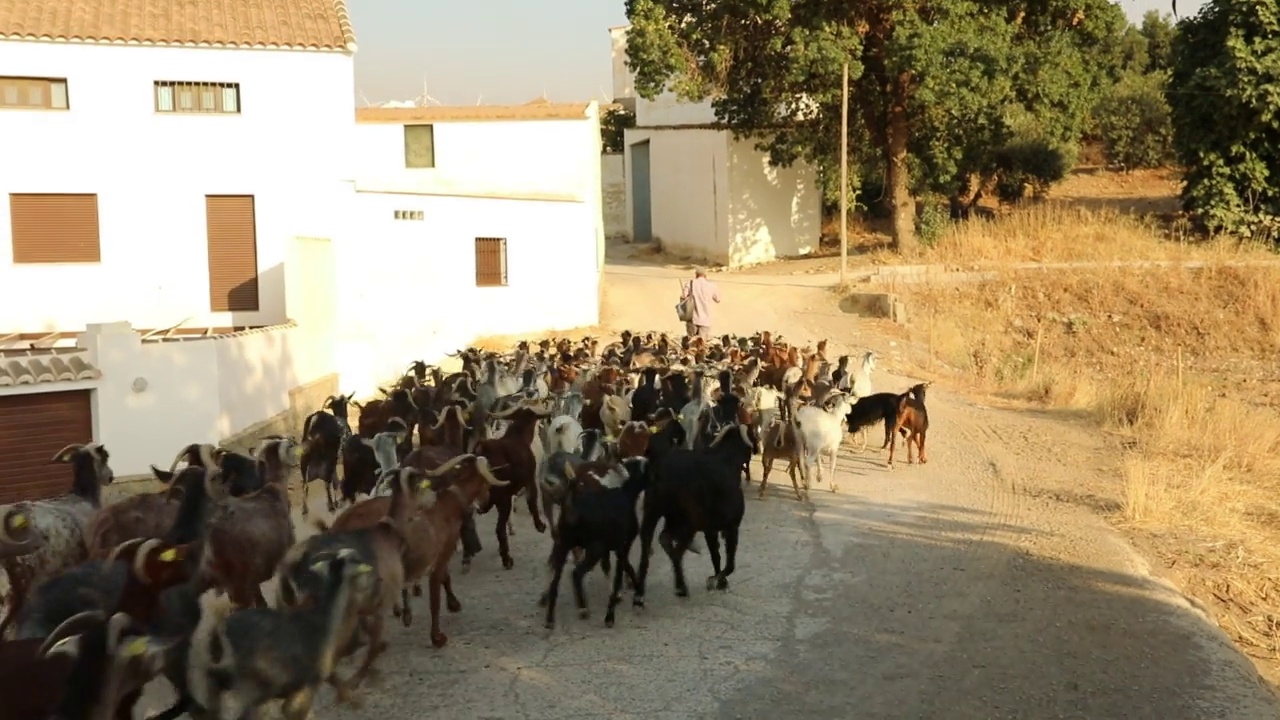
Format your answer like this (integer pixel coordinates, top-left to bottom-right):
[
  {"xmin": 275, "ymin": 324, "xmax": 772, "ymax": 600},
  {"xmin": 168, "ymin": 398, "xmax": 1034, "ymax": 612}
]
[{"xmin": 187, "ymin": 589, "xmax": 237, "ymax": 711}]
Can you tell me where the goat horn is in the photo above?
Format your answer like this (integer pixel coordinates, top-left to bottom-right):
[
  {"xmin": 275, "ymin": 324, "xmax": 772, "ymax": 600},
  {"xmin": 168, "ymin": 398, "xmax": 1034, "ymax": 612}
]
[
  {"xmin": 51, "ymin": 443, "xmax": 86, "ymax": 462},
  {"xmin": 322, "ymin": 395, "xmax": 337, "ymax": 408},
  {"xmin": 133, "ymin": 539, "xmax": 164, "ymax": 585},
  {"xmin": 39, "ymin": 610, "xmax": 107, "ymax": 657},
  {"xmin": 0, "ymin": 507, "xmax": 32, "ymax": 546},
  {"xmin": 422, "ymin": 453, "xmax": 474, "ymax": 477},
  {"xmin": 429, "ymin": 410, "xmax": 452, "ymax": 430},
  {"xmin": 474, "ymin": 456, "xmax": 509, "ymax": 486},
  {"xmin": 106, "ymin": 537, "xmax": 147, "ymax": 566},
  {"xmin": 106, "ymin": 611, "xmax": 131, "ymax": 654}
]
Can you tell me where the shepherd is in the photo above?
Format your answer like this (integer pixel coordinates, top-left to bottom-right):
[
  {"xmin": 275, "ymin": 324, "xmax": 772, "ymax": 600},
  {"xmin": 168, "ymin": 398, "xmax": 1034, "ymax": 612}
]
[{"xmin": 678, "ymin": 268, "xmax": 721, "ymax": 338}]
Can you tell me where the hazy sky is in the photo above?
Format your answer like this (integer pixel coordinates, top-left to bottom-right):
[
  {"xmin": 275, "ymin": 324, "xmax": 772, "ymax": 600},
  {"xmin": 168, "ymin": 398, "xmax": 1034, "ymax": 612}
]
[{"xmin": 348, "ymin": 0, "xmax": 1204, "ymax": 107}]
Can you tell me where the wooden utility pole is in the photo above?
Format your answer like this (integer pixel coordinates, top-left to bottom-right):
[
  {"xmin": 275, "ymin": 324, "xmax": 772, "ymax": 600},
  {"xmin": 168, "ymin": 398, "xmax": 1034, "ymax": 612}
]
[{"xmin": 839, "ymin": 61, "xmax": 850, "ymax": 285}]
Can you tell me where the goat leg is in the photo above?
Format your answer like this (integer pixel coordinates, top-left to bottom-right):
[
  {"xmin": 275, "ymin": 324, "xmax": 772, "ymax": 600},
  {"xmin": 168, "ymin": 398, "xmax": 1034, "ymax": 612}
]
[
  {"xmin": 543, "ymin": 541, "xmax": 572, "ymax": 629},
  {"xmin": 758, "ymin": 455, "xmax": 773, "ymax": 500},
  {"xmin": 442, "ymin": 571, "xmax": 462, "ymax": 612},
  {"xmin": 352, "ymin": 613, "xmax": 387, "ymax": 682},
  {"xmin": 716, "ymin": 526, "xmax": 739, "ymax": 590},
  {"xmin": 658, "ymin": 529, "xmax": 691, "ymax": 597},
  {"xmin": 428, "ymin": 573, "xmax": 448, "ymax": 647},
  {"xmin": 300, "ymin": 478, "xmax": 311, "ymax": 517},
  {"xmin": 605, "ymin": 547, "xmax": 629, "ymax": 628},
  {"xmin": 495, "ymin": 499, "xmax": 515, "ymax": 569},
  {"xmin": 398, "ymin": 586, "xmax": 413, "ymax": 627},
  {"xmin": 570, "ymin": 545, "xmax": 604, "ymax": 620},
  {"xmin": 525, "ymin": 484, "xmax": 547, "ymax": 534},
  {"xmin": 632, "ymin": 509, "xmax": 660, "ymax": 608},
  {"xmin": 917, "ymin": 433, "xmax": 928, "ymax": 464},
  {"xmin": 280, "ymin": 687, "xmax": 316, "ymax": 720},
  {"xmin": 704, "ymin": 531, "xmax": 725, "ymax": 592},
  {"xmin": 460, "ymin": 511, "xmax": 482, "ymax": 572}
]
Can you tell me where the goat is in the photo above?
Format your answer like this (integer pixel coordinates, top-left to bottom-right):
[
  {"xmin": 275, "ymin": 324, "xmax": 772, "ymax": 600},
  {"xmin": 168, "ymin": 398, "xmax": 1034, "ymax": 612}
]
[
  {"xmin": 300, "ymin": 404, "xmax": 345, "ymax": 515},
  {"xmin": 852, "ymin": 350, "xmax": 877, "ymax": 398},
  {"xmin": 85, "ymin": 451, "xmax": 186, "ymax": 559},
  {"xmin": 629, "ymin": 367, "xmax": 662, "ymax": 424},
  {"xmin": 277, "ymin": 467, "xmax": 434, "ymax": 685},
  {"xmin": 0, "ymin": 443, "xmax": 114, "ymax": 640},
  {"xmin": 759, "ymin": 409, "xmax": 809, "ymax": 501},
  {"xmin": 845, "ymin": 390, "xmax": 908, "ymax": 451},
  {"xmin": 474, "ymin": 397, "xmax": 555, "ymax": 569},
  {"xmin": 341, "ymin": 420, "xmax": 410, "ymax": 505},
  {"xmin": 793, "ymin": 391, "xmax": 855, "ymax": 493},
  {"xmin": 542, "ymin": 457, "xmax": 649, "ymax": 630},
  {"xmin": 634, "ymin": 423, "xmax": 757, "ymax": 607},
  {"xmin": 888, "ymin": 382, "xmax": 931, "ymax": 468},
  {"xmin": 0, "ymin": 507, "xmax": 43, "ymax": 561},
  {"xmin": 0, "ymin": 609, "xmax": 175, "ymax": 720},
  {"xmin": 188, "ymin": 552, "xmax": 372, "ymax": 719},
  {"xmin": 198, "ymin": 437, "xmax": 298, "ymax": 608}
]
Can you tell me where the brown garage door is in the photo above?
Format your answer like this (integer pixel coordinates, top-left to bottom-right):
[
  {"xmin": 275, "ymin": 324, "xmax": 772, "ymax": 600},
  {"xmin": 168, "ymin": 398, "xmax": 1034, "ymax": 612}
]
[{"xmin": 0, "ymin": 390, "xmax": 94, "ymax": 504}]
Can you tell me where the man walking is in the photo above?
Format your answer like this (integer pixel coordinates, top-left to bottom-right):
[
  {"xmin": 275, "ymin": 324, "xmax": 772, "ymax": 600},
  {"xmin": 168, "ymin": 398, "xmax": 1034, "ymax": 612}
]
[{"xmin": 681, "ymin": 268, "xmax": 720, "ymax": 338}]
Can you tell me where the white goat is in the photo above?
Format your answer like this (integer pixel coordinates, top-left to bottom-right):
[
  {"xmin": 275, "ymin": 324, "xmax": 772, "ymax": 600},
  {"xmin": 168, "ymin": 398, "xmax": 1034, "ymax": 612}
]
[
  {"xmin": 678, "ymin": 371, "xmax": 718, "ymax": 449},
  {"xmin": 794, "ymin": 392, "xmax": 855, "ymax": 493},
  {"xmin": 745, "ymin": 385, "xmax": 783, "ymax": 435},
  {"xmin": 599, "ymin": 395, "xmax": 631, "ymax": 441},
  {"xmin": 851, "ymin": 351, "xmax": 877, "ymax": 399},
  {"xmin": 365, "ymin": 429, "xmax": 410, "ymax": 496}
]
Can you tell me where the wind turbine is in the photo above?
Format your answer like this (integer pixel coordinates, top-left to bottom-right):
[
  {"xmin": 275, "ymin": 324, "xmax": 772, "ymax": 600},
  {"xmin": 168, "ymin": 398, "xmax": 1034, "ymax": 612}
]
[{"xmin": 416, "ymin": 76, "xmax": 443, "ymax": 107}]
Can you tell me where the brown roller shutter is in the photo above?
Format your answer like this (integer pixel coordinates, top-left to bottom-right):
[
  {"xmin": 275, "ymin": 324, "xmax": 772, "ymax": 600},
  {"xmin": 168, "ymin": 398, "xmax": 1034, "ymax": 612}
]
[
  {"xmin": 205, "ymin": 195, "xmax": 259, "ymax": 312},
  {"xmin": 9, "ymin": 194, "xmax": 100, "ymax": 263},
  {"xmin": 0, "ymin": 390, "xmax": 94, "ymax": 504}
]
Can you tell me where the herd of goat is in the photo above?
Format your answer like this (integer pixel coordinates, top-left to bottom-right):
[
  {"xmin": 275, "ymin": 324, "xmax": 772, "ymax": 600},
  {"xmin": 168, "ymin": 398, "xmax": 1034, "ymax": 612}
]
[{"xmin": 0, "ymin": 329, "xmax": 931, "ymax": 720}]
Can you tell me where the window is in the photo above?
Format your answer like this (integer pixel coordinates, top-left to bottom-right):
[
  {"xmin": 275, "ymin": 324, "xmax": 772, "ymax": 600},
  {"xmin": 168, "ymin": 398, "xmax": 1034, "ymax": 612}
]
[
  {"xmin": 393, "ymin": 210, "xmax": 424, "ymax": 221},
  {"xmin": 0, "ymin": 77, "xmax": 69, "ymax": 110},
  {"xmin": 8, "ymin": 194, "xmax": 100, "ymax": 263},
  {"xmin": 155, "ymin": 81, "xmax": 240, "ymax": 114},
  {"xmin": 404, "ymin": 125, "xmax": 435, "ymax": 168},
  {"xmin": 205, "ymin": 195, "xmax": 259, "ymax": 312},
  {"xmin": 475, "ymin": 237, "xmax": 508, "ymax": 287}
]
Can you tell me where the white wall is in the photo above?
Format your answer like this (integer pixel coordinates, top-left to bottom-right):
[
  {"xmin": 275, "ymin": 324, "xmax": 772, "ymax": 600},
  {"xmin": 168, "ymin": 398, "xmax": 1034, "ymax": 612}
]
[
  {"xmin": 625, "ymin": 128, "xmax": 731, "ymax": 263},
  {"xmin": 601, "ymin": 153, "xmax": 628, "ymax": 239},
  {"xmin": 0, "ymin": 40, "xmax": 355, "ymax": 333},
  {"xmin": 608, "ymin": 26, "xmax": 636, "ymax": 110},
  {"xmin": 727, "ymin": 139, "xmax": 821, "ymax": 265},
  {"xmin": 635, "ymin": 90, "xmax": 718, "ymax": 128},
  {"xmin": 339, "ymin": 192, "xmax": 600, "ymax": 396}
]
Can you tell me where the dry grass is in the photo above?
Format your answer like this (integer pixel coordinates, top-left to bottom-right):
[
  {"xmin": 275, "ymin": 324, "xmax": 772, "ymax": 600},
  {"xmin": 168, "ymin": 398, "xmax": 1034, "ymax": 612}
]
[{"xmin": 900, "ymin": 250, "xmax": 1280, "ymax": 674}]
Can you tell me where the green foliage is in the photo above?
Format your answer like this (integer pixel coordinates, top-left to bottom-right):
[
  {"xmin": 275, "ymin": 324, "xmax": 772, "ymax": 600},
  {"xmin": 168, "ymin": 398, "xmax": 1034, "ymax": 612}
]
[
  {"xmin": 1140, "ymin": 10, "xmax": 1176, "ymax": 73},
  {"xmin": 1093, "ymin": 71, "xmax": 1174, "ymax": 169},
  {"xmin": 991, "ymin": 139, "xmax": 1072, "ymax": 202},
  {"xmin": 600, "ymin": 106, "xmax": 636, "ymax": 153},
  {"xmin": 916, "ymin": 200, "xmax": 951, "ymax": 247},
  {"xmin": 1168, "ymin": 0, "xmax": 1280, "ymax": 240}
]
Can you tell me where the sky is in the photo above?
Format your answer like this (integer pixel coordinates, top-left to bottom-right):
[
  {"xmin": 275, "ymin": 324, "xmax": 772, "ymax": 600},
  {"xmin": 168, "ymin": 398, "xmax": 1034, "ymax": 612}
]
[{"xmin": 348, "ymin": 0, "xmax": 1205, "ymax": 108}]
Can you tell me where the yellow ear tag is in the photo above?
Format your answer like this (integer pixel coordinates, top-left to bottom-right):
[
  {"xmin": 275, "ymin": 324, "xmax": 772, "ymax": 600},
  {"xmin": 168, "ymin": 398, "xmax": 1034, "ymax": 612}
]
[
  {"xmin": 357, "ymin": 563, "xmax": 373, "ymax": 574},
  {"xmin": 294, "ymin": 446, "xmax": 304, "ymax": 458},
  {"xmin": 159, "ymin": 549, "xmax": 177, "ymax": 562},
  {"xmin": 605, "ymin": 435, "xmax": 615, "ymax": 443},
  {"xmin": 124, "ymin": 637, "xmax": 148, "ymax": 657},
  {"xmin": 648, "ymin": 426, "xmax": 659, "ymax": 434},
  {"xmin": 11, "ymin": 514, "xmax": 26, "ymax": 529},
  {"xmin": 419, "ymin": 481, "xmax": 430, "ymax": 489}
]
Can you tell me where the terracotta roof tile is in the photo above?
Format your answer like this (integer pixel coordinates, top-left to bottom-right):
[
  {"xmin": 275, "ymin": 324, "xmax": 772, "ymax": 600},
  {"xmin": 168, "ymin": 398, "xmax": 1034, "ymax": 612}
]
[
  {"xmin": 355, "ymin": 103, "xmax": 592, "ymax": 124},
  {"xmin": 0, "ymin": 0, "xmax": 356, "ymax": 51},
  {"xmin": 0, "ymin": 353, "xmax": 100, "ymax": 386}
]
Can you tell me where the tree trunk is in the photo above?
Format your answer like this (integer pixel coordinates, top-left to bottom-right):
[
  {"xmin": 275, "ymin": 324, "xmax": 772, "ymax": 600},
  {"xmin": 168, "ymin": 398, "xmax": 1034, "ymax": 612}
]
[{"xmin": 885, "ymin": 74, "xmax": 917, "ymax": 255}]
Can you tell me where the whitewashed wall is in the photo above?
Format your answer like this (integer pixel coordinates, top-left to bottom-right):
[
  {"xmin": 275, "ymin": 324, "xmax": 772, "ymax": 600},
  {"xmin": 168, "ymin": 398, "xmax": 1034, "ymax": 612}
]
[
  {"xmin": 625, "ymin": 128, "xmax": 731, "ymax": 263},
  {"xmin": 727, "ymin": 138, "xmax": 821, "ymax": 264},
  {"xmin": 601, "ymin": 153, "xmax": 628, "ymax": 239},
  {"xmin": 609, "ymin": 26, "xmax": 636, "ymax": 106},
  {"xmin": 0, "ymin": 40, "xmax": 355, "ymax": 333}
]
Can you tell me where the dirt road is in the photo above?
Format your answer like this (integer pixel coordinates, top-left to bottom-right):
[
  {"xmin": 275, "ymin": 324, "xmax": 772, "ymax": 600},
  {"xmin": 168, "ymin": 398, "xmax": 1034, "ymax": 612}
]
[{"xmin": 137, "ymin": 247, "xmax": 1279, "ymax": 719}]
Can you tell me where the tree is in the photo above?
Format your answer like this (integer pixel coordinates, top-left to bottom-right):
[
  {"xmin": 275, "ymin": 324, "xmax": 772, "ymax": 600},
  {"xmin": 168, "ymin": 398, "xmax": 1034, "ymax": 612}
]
[
  {"xmin": 1094, "ymin": 71, "xmax": 1174, "ymax": 169},
  {"xmin": 600, "ymin": 106, "xmax": 636, "ymax": 153},
  {"xmin": 1139, "ymin": 10, "xmax": 1176, "ymax": 73},
  {"xmin": 1168, "ymin": 0, "xmax": 1280, "ymax": 240},
  {"xmin": 623, "ymin": 0, "xmax": 1126, "ymax": 253}
]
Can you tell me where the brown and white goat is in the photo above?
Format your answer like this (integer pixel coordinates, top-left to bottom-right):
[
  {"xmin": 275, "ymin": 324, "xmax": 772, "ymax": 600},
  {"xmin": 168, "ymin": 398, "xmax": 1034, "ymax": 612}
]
[
  {"xmin": 84, "ymin": 445, "xmax": 205, "ymax": 559},
  {"xmin": 0, "ymin": 443, "xmax": 114, "ymax": 639}
]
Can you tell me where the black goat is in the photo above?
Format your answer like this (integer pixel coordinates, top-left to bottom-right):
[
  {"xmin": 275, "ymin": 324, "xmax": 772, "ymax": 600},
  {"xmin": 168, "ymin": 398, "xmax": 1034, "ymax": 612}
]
[
  {"xmin": 630, "ymin": 367, "xmax": 662, "ymax": 423},
  {"xmin": 845, "ymin": 383, "xmax": 930, "ymax": 449},
  {"xmin": 542, "ymin": 457, "xmax": 650, "ymax": 630},
  {"xmin": 634, "ymin": 422, "xmax": 756, "ymax": 607},
  {"xmin": 300, "ymin": 407, "xmax": 344, "ymax": 515}
]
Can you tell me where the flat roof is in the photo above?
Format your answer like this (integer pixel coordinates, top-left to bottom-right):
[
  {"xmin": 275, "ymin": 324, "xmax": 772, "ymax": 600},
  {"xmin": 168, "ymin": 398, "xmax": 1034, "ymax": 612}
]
[{"xmin": 355, "ymin": 103, "xmax": 592, "ymax": 124}]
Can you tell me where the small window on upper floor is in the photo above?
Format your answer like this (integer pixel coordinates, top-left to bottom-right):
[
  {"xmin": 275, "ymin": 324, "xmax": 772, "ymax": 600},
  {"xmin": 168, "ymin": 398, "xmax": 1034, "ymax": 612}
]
[
  {"xmin": 404, "ymin": 124, "xmax": 435, "ymax": 168},
  {"xmin": 155, "ymin": 81, "xmax": 240, "ymax": 114},
  {"xmin": 0, "ymin": 77, "xmax": 69, "ymax": 110}
]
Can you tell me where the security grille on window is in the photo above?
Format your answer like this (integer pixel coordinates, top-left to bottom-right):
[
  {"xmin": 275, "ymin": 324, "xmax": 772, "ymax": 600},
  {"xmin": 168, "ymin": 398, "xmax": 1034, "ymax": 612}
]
[
  {"xmin": 393, "ymin": 210, "xmax": 424, "ymax": 221},
  {"xmin": 474, "ymin": 237, "xmax": 508, "ymax": 287},
  {"xmin": 155, "ymin": 81, "xmax": 240, "ymax": 114},
  {"xmin": 403, "ymin": 124, "xmax": 435, "ymax": 168}
]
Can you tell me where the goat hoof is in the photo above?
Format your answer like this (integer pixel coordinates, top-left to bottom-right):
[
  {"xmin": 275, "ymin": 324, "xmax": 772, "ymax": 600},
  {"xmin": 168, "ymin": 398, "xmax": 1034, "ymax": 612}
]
[
  {"xmin": 578, "ymin": 608, "xmax": 590, "ymax": 620},
  {"xmin": 830, "ymin": 484, "xmax": 838, "ymax": 493},
  {"xmin": 632, "ymin": 596, "xmax": 645, "ymax": 608},
  {"xmin": 675, "ymin": 586, "xmax": 689, "ymax": 598},
  {"xmin": 446, "ymin": 598, "xmax": 462, "ymax": 613},
  {"xmin": 715, "ymin": 576, "xmax": 729, "ymax": 591},
  {"xmin": 605, "ymin": 615, "xmax": 616, "ymax": 628},
  {"xmin": 430, "ymin": 631, "xmax": 448, "ymax": 648},
  {"xmin": 391, "ymin": 606, "xmax": 402, "ymax": 617},
  {"xmin": 402, "ymin": 610, "xmax": 413, "ymax": 628},
  {"xmin": 544, "ymin": 620, "xmax": 555, "ymax": 630},
  {"xmin": 461, "ymin": 557, "xmax": 472, "ymax": 574},
  {"xmin": 502, "ymin": 556, "xmax": 515, "ymax": 570},
  {"xmin": 538, "ymin": 592, "xmax": 549, "ymax": 608},
  {"xmin": 412, "ymin": 584, "xmax": 423, "ymax": 597},
  {"xmin": 706, "ymin": 576, "xmax": 717, "ymax": 591}
]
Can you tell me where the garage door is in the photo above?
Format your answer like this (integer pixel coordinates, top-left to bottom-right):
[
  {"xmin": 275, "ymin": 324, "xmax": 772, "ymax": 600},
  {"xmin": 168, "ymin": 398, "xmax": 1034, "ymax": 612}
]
[{"xmin": 0, "ymin": 390, "xmax": 94, "ymax": 504}]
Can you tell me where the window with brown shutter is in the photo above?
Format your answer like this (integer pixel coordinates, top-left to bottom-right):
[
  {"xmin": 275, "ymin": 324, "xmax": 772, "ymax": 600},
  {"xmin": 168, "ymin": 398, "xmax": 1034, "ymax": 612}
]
[
  {"xmin": 475, "ymin": 237, "xmax": 508, "ymax": 287},
  {"xmin": 0, "ymin": 77, "xmax": 69, "ymax": 110},
  {"xmin": 205, "ymin": 195, "xmax": 259, "ymax": 312},
  {"xmin": 9, "ymin": 193, "xmax": 101, "ymax": 263}
]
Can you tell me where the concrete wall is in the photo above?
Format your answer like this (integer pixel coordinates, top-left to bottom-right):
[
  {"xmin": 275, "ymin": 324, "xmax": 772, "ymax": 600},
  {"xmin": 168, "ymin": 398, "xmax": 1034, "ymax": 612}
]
[
  {"xmin": 635, "ymin": 89, "xmax": 717, "ymax": 128},
  {"xmin": 726, "ymin": 138, "xmax": 821, "ymax": 265},
  {"xmin": 0, "ymin": 40, "xmax": 356, "ymax": 332},
  {"xmin": 624, "ymin": 128, "xmax": 731, "ymax": 263},
  {"xmin": 601, "ymin": 153, "xmax": 628, "ymax": 239},
  {"xmin": 340, "ymin": 192, "xmax": 600, "ymax": 397},
  {"xmin": 608, "ymin": 26, "xmax": 636, "ymax": 112}
]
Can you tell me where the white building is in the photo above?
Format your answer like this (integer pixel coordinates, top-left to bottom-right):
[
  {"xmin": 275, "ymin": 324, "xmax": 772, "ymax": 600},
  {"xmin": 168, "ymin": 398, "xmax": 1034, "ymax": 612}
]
[
  {"xmin": 0, "ymin": 0, "xmax": 353, "ymax": 491},
  {"xmin": 611, "ymin": 25, "xmax": 822, "ymax": 267},
  {"xmin": 340, "ymin": 101, "xmax": 605, "ymax": 397}
]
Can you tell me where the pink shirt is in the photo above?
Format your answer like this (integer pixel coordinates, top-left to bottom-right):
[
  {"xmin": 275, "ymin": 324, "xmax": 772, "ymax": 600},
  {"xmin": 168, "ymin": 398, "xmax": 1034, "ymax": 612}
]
[{"xmin": 681, "ymin": 276, "xmax": 720, "ymax": 326}]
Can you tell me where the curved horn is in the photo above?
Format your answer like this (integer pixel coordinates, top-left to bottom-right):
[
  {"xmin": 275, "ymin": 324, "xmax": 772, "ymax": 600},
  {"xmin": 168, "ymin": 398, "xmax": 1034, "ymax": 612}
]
[
  {"xmin": 322, "ymin": 395, "xmax": 337, "ymax": 408},
  {"xmin": 106, "ymin": 537, "xmax": 147, "ymax": 566},
  {"xmin": 51, "ymin": 443, "xmax": 86, "ymax": 462},
  {"xmin": 429, "ymin": 409, "xmax": 454, "ymax": 430},
  {"xmin": 474, "ymin": 455, "xmax": 510, "ymax": 486},
  {"xmin": 38, "ymin": 609, "xmax": 106, "ymax": 658},
  {"xmin": 489, "ymin": 400, "xmax": 525, "ymax": 419},
  {"xmin": 167, "ymin": 444, "xmax": 194, "ymax": 474},
  {"xmin": 422, "ymin": 453, "xmax": 475, "ymax": 478},
  {"xmin": 106, "ymin": 611, "xmax": 131, "ymax": 654},
  {"xmin": 0, "ymin": 507, "xmax": 33, "ymax": 547},
  {"xmin": 133, "ymin": 539, "xmax": 164, "ymax": 584}
]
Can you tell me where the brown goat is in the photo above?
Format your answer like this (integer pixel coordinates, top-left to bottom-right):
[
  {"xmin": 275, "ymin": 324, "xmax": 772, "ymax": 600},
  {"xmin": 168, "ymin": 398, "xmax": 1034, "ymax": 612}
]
[
  {"xmin": 329, "ymin": 454, "xmax": 508, "ymax": 647},
  {"xmin": 615, "ymin": 421, "xmax": 652, "ymax": 459},
  {"xmin": 887, "ymin": 385, "xmax": 930, "ymax": 468},
  {"xmin": 759, "ymin": 419, "xmax": 807, "ymax": 501},
  {"xmin": 198, "ymin": 438, "xmax": 299, "ymax": 607},
  {"xmin": 474, "ymin": 397, "xmax": 555, "ymax": 569},
  {"xmin": 103, "ymin": 537, "xmax": 195, "ymax": 629}
]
